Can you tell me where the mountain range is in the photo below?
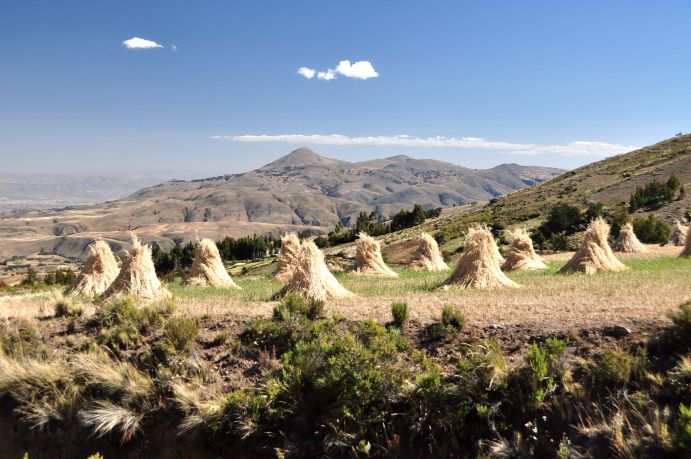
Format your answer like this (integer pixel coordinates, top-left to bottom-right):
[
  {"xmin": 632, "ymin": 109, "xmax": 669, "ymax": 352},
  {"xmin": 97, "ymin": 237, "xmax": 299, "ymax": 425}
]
[{"xmin": 0, "ymin": 149, "xmax": 562, "ymax": 259}]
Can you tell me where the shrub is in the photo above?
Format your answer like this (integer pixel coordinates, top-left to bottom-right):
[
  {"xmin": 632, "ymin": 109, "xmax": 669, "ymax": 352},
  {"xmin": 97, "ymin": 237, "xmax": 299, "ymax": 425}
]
[
  {"xmin": 441, "ymin": 305, "xmax": 465, "ymax": 331},
  {"xmin": 633, "ymin": 214, "xmax": 671, "ymax": 243},
  {"xmin": 163, "ymin": 317, "xmax": 198, "ymax": 351},
  {"xmin": 593, "ymin": 350, "xmax": 633, "ymax": 388},
  {"xmin": 677, "ymin": 404, "xmax": 691, "ymax": 452},
  {"xmin": 96, "ymin": 297, "xmax": 176, "ymax": 351},
  {"xmin": 521, "ymin": 338, "xmax": 566, "ymax": 402},
  {"xmin": 390, "ymin": 301, "xmax": 409, "ymax": 328},
  {"xmin": 526, "ymin": 343, "xmax": 554, "ymax": 402},
  {"xmin": 273, "ymin": 294, "xmax": 324, "ymax": 321},
  {"xmin": 658, "ymin": 300, "xmax": 691, "ymax": 352}
]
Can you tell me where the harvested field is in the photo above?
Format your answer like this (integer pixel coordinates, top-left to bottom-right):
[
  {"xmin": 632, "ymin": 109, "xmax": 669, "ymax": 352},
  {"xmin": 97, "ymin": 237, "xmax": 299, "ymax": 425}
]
[{"xmin": 3, "ymin": 247, "xmax": 689, "ymax": 332}]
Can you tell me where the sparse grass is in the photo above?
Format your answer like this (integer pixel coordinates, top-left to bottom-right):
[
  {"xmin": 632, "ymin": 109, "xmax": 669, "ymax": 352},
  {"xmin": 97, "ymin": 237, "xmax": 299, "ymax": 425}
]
[
  {"xmin": 441, "ymin": 304, "xmax": 465, "ymax": 331},
  {"xmin": 52, "ymin": 290, "xmax": 83, "ymax": 318},
  {"xmin": 163, "ymin": 317, "xmax": 199, "ymax": 351}
]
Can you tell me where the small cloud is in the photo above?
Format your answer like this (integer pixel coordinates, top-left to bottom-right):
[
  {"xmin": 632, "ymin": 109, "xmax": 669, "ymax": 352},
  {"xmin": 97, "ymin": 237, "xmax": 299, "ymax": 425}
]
[
  {"xmin": 170, "ymin": 44, "xmax": 177, "ymax": 52},
  {"xmin": 297, "ymin": 67, "xmax": 315, "ymax": 79},
  {"xmin": 335, "ymin": 60, "xmax": 378, "ymax": 79},
  {"xmin": 317, "ymin": 69, "xmax": 336, "ymax": 81},
  {"xmin": 298, "ymin": 60, "xmax": 379, "ymax": 81},
  {"xmin": 122, "ymin": 37, "xmax": 164, "ymax": 49}
]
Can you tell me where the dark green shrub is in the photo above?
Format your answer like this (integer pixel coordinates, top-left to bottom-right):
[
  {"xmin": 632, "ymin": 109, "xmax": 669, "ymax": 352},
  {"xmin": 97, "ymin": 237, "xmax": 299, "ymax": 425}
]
[
  {"xmin": 633, "ymin": 214, "xmax": 671, "ymax": 243},
  {"xmin": 658, "ymin": 300, "xmax": 691, "ymax": 352},
  {"xmin": 390, "ymin": 301, "xmax": 409, "ymax": 328}
]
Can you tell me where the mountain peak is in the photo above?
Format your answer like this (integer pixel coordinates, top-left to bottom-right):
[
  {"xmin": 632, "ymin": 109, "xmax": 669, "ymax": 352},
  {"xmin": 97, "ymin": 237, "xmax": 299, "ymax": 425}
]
[
  {"xmin": 284, "ymin": 148, "xmax": 321, "ymax": 162},
  {"xmin": 262, "ymin": 148, "xmax": 347, "ymax": 169}
]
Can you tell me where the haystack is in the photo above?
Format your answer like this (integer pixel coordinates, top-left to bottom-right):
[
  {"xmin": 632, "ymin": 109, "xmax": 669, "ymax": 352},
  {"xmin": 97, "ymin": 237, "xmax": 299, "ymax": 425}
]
[
  {"xmin": 410, "ymin": 232, "xmax": 449, "ymax": 271},
  {"xmin": 354, "ymin": 232, "xmax": 398, "ymax": 277},
  {"xmin": 68, "ymin": 240, "xmax": 119, "ymax": 295},
  {"xmin": 670, "ymin": 221, "xmax": 688, "ymax": 246},
  {"xmin": 502, "ymin": 228, "xmax": 548, "ymax": 271},
  {"xmin": 186, "ymin": 239, "xmax": 241, "ymax": 289},
  {"xmin": 103, "ymin": 234, "xmax": 169, "ymax": 301},
  {"xmin": 442, "ymin": 226, "xmax": 519, "ymax": 289},
  {"xmin": 280, "ymin": 240, "xmax": 352, "ymax": 302},
  {"xmin": 559, "ymin": 218, "xmax": 627, "ymax": 274},
  {"xmin": 613, "ymin": 223, "xmax": 648, "ymax": 253},
  {"xmin": 274, "ymin": 233, "xmax": 301, "ymax": 282},
  {"xmin": 681, "ymin": 225, "xmax": 691, "ymax": 257}
]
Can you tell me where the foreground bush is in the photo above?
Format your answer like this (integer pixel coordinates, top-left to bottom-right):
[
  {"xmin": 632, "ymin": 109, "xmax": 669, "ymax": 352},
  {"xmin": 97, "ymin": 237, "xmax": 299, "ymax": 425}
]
[{"xmin": 1, "ymin": 300, "xmax": 691, "ymax": 458}]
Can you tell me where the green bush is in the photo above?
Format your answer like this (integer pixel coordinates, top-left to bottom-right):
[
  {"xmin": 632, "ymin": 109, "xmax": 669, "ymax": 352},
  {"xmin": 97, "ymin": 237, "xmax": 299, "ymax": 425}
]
[
  {"xmin": 677, "ymin": 404, "xmax": 691, "ymax": 452},
  {"xmin": 523, "ymin": 338, "xmax": 566, "ymax": 402},
  {"xmin": 273, "ymin": 294, "xmax": 324, "ymax": 321},
  {"xmin": 633, "ymin": 214, "xmax": 671, "ymax": 243},
  {"xmin": 96, "ymin": 297, "xmax": 176, "ymax": 351},
  {"xmin": 593, "ymin": 350, "xmax": 633, "ymax": 388},
  {"xmin": 390, "ymin": 301, "xmax": 409, "ymax": 328},
  {"xmin": 441, "ymin": 305, "xmax": 465, "ymax": 331}
]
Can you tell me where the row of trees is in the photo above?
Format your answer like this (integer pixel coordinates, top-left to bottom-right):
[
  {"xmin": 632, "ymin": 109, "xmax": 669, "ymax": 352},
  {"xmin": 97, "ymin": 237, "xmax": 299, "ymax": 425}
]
[
  {"xmin": 531, "ymin": 200, "xmax": 678, "ymax": 251},
  {"xmin": 151, "ymin": 234, "xmax": 283, "ymax": 276},
  {"xmin": 315, "ymin": 204, "xmax": 442, "ymax": 248}
]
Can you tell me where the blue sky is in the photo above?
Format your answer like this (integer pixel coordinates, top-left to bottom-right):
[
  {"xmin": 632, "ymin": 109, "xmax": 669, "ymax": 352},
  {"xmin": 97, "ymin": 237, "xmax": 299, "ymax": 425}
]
[{"xmin": 1, "ymin": 1, "xmax": 690, "ymax": 177}]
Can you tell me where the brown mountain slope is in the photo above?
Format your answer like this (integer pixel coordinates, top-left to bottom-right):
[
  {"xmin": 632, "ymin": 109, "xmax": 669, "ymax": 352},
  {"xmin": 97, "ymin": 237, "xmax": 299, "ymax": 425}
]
[{"xmin": 0, "ymin": 149, "xmax": 562, "ymax": 259}]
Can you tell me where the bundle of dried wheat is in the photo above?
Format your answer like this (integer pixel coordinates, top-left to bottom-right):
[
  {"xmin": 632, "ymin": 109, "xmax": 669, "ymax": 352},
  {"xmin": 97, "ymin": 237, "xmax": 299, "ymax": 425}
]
[
  {"xmin": 409, "ymin": 232, "xmax": 449, "ymax": 271},
  {"xmin": 103, "ymin": 234, "xmax": 169, "ymax": 301},
  {"xmin": 443, "ymin": 226, "xmax": 519, "ymax": 288},
  {"xmin": 559, "ymin": 218, "xmax": 627, "ymax": 274},
  {"xmin": 670, "ymin": 220, "xmax": 688, "ymax": 246},
  {"xmin": 680, "ymin": 225, "xmax": 691, "ymax": 257},
  {"xmin": 502, "ymin": 228, "xmax": 548, "ymax": 271},
  {"xmin": 68, "ymin": 240, "xmax": 120, "ymax": 295},
  {"xmin": 354, "ymin": 232, "xmax": 397, "ymax": 277},
  {"xmin": 613, "ymin": 223, "xmax": 648, "ymax": 253},
  {"xmin": 280, "ymin": 240, "xmax": 352, "ymax": 302},
  {"xmin": 186, "ymin": 239, "xmax": 241, "ymax": 289},
  {"xmin": 274, "ymin": 233, "xmax": 301, "ymax": 282}
]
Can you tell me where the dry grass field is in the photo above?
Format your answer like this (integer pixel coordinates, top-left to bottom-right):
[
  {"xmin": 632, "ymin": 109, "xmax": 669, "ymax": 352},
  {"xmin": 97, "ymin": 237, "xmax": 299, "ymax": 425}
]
[{"xmin": 2, "ymin": 244, "xmax": 688, "ymax": 332}]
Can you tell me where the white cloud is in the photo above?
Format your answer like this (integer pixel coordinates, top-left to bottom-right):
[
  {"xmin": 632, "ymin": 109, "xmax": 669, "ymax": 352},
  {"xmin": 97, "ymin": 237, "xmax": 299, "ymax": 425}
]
[
  {"xmin": 297, "ymin": 67, "xmax": 315, "ymax": 79},
  {"xmin": 211, "ymin": 133, "xmax": 635, "ymax": 157},
  {"xmin": 122, "ymin": 37, "xmax": 164, "ymax": 49},
  {"xmin": 297, "ymin": 60, "xmax": 379, "ymax": 81},
  {"xmin": 317, "ymin": 69, "xmax": 336, "ymax": 81},
  {"xmin": 170, "ymin": 44, "xmax": 178, "ymax": 52},
  {"xmin": 335, "ymin": 60, "xmax": 378, "ymax": 79}
]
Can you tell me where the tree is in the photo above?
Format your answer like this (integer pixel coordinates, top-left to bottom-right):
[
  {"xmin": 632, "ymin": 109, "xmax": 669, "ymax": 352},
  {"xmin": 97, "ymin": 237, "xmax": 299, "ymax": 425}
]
[
  {"xmin": 539, "ymin": 203, "xmax": 583, "ymax": 237},
  {"xmin": 632, "ymin": 214, "xmax": 671, "ymax": 244},
  {"xmin": 584, "ymin": 202, "xmax": 605, "ymax": 223}
]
